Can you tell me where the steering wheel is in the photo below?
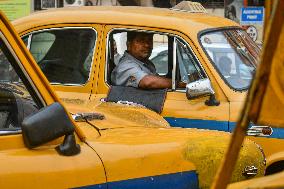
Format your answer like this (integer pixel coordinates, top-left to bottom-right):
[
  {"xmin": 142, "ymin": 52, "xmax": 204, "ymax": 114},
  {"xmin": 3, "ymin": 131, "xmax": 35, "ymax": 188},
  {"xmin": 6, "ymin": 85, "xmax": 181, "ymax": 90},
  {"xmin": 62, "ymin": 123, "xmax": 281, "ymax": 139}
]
[
  {"xmin": 0, "ymin": 101, "xmax": 18, "ymax": 129},
  {"xmin": 0, "ymin": 88, "xmax": 39, "ymax": 129}
]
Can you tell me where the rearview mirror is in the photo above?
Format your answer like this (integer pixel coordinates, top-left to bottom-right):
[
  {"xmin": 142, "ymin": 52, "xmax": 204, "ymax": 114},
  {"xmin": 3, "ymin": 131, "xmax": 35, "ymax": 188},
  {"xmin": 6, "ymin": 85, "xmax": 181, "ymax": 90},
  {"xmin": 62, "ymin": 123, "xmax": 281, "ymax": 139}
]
[
  {"xmin": 186, "ymin": 78, "xmax": 214, "ymax": 99},
  {"xmin": 22, "ymin": 102, "xmax": 80, "ymax": 155}
]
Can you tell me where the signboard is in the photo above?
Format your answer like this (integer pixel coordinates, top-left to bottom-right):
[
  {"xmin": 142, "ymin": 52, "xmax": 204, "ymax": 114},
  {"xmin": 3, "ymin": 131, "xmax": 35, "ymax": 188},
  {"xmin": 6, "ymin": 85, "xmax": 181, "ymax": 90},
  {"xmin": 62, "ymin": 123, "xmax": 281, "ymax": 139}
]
[
  {"xmin": 0, "ymin": 0, "xmax": 31, "ymax": 21},
  {"xmin": 241, "ymin": 7, "xmax": 264, "ymax": 25}
]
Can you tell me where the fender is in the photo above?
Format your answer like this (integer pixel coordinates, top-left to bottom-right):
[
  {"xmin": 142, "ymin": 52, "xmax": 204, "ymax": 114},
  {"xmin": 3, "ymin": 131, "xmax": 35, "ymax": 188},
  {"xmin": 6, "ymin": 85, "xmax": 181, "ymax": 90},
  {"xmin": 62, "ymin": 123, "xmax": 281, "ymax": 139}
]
[{"xmin": 266, "ymin": 152, "xmax": 284, "ymax": 175}]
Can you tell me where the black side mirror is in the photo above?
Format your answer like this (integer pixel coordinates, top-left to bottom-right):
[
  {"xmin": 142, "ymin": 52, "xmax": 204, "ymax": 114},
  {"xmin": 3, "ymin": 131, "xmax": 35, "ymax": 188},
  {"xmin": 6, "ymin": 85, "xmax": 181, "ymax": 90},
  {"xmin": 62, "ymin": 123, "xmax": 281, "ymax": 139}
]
[{"xmin": 22, "ymin": 102, "xmax": 80, "ymax": 156}]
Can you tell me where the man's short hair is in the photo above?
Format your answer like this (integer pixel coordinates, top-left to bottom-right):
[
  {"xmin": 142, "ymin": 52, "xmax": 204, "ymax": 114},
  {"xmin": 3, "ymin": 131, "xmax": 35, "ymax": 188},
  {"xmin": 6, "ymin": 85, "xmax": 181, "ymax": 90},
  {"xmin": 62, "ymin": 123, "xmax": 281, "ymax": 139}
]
[{"xmin": 127, "ymin": 31, "xmax": 153, "ymax": 43}]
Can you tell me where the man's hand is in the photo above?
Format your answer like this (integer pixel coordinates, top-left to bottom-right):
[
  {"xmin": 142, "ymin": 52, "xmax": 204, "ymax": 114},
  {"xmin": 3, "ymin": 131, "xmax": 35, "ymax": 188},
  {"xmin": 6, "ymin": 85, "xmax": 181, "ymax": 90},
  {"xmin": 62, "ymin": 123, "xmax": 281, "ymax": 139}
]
[{"xmin": 177, "ymin": 81, "xmax": 187, "ymax": 88}]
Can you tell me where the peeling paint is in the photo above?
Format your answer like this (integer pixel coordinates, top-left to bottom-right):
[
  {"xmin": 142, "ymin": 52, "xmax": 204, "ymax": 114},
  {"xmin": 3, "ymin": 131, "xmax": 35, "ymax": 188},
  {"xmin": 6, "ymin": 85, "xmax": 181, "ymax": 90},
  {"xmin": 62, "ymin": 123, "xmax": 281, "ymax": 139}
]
[
  {"xmin": 92, "ymin": 102, "xmax": 170, "ymax": 128},
  {"xmin": 183, "ymin": 136, "xmax": 265, "ymax": 189}
]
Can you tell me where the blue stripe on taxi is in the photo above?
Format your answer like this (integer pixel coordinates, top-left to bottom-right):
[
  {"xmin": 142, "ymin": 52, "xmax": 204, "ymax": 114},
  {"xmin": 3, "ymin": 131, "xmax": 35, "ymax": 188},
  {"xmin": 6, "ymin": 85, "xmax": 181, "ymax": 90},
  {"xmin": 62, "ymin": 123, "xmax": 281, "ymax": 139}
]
[
  {"xmin": 165, "ymin": 117, "xmax": 284, "ymax": 139},
  {"xmin": 76, "ymin": 170, "xmax": 198, "ymax": 189}
]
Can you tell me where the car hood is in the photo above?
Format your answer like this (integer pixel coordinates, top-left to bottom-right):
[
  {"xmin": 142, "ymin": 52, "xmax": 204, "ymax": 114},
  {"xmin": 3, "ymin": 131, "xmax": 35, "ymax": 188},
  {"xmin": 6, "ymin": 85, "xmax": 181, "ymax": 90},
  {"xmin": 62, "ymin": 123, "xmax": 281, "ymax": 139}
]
[
  {"xmin": 62, "ymin": 98, "xmax": 170, "ymax": 129},
  {"xmin": 62, "ymin": 98, "xmax": 265, "ymax": 188},
  {"xmin": 81, "ymin": 125, "xmax": 265, "ymax": 189}
]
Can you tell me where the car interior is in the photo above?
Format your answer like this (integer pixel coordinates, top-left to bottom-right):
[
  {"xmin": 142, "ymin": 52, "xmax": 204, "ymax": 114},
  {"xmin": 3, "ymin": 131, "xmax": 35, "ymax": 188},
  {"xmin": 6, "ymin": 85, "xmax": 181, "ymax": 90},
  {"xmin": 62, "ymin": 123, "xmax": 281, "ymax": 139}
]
[
  {"xmin": 106, "ymin": 30, "xmax": 205, "ymax": 90},
  {"xmin": 24, "ymin": 29, "xmax": 96, "ymax": 85},
  {"xmin": 0, "ymin": 40, "xmax": 39, "ymax": 130}
]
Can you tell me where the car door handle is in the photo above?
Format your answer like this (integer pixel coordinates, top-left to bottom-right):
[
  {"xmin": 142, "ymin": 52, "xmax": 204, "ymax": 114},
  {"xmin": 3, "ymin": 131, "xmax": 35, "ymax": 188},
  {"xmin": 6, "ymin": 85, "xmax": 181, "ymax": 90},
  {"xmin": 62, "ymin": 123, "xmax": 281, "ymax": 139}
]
[{"xmin": 247, "ymin": 126, "xmax": 273, "ymax": 137}]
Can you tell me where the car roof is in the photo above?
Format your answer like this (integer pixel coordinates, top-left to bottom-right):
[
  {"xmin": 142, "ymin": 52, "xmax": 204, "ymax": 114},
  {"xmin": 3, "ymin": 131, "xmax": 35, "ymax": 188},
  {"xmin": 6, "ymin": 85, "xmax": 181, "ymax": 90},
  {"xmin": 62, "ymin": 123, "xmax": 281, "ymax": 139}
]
[{"xmin": 13, "ymin": 6, "xmax": 239, "ymax": 37}]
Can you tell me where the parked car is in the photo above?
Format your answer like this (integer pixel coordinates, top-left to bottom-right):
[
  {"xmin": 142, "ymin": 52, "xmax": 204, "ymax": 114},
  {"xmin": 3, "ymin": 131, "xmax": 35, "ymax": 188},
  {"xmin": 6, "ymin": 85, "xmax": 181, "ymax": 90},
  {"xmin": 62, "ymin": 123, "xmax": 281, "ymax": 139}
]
[
  {"xmin": 12, "ymin": 5, "xmax": 283, "ymax": 173},
  {"xmin": 0, "ymin": 11, "xmax": 266, "ymax": 188}
]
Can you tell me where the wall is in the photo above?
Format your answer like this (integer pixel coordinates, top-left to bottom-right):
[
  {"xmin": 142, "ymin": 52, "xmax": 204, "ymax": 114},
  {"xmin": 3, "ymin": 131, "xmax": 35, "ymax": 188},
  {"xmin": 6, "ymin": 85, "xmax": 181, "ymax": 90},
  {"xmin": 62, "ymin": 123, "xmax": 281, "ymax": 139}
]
[{"xmin": 0, "ymin": 0, "xmax": 31, "ymax": 21}]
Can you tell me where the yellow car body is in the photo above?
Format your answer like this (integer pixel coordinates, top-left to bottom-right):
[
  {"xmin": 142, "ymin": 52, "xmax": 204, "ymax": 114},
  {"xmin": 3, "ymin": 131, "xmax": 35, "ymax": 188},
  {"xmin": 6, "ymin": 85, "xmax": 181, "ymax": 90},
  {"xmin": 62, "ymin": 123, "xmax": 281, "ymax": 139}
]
[
  {"xmin": 0, "ymin": 10, "xmax": 266, "ymax": 188},
  {"xmin": 12, "ymin": 6, "xmax": 284, "ymax": 172},
  {"xmin": 215, "ymin": 1, "xmax": 284, "ymax": 188}
]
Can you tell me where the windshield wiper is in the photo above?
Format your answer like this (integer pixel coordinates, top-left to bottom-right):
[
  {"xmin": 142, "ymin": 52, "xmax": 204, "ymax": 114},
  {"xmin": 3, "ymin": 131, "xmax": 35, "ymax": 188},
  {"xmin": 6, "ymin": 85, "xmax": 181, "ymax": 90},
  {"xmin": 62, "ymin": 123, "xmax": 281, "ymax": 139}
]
[
  {"xmin": 225, "ymin": 31, "xmax": 256, "ymax": 68},
  {"xmin": 236, "ymin": 47, "xmax": 256, "ymax": 67}
]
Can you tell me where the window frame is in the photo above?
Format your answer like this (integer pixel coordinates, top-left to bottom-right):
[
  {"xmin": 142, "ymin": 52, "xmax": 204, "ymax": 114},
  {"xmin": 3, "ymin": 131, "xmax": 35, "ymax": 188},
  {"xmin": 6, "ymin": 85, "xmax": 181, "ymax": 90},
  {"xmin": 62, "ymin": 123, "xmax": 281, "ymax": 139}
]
[
  {"xmin": 174, "ymin": 37, "xmax": 207, "ymax": 91},
  {"xmin": 0, "ymin": 31, "xmax": 45, "ymax": 136},
  {"xmin": 22, "ymin": 27, "xmax": 98, "ymax": 86},
  {"xmin": 198, "ymin": 26, "xmax": 259, "ymax": 92},
  {"xmin": 105, "ymin": 28, "xmax": 208, "ymax": 92}
]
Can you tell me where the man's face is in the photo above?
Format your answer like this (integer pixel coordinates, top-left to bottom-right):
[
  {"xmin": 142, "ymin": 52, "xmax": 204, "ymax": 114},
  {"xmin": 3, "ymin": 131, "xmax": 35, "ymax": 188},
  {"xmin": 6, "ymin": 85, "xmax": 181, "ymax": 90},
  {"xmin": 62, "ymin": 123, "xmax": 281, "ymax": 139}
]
[{"xmin": 128, "ymin": 34, "xmax": 153, "ymax": 61}]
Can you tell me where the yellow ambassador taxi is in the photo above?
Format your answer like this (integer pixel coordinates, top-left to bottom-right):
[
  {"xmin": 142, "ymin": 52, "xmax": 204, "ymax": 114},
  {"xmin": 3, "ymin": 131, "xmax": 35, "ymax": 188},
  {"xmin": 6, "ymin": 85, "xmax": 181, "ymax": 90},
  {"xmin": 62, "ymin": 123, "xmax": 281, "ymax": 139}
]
[
  {"xmin": 12, "ymin": 5, "xmax": 284, "ymax": 173},
  {"xmin": 0, "ymin": 11, "xmax": 266, "ymax": 189}
]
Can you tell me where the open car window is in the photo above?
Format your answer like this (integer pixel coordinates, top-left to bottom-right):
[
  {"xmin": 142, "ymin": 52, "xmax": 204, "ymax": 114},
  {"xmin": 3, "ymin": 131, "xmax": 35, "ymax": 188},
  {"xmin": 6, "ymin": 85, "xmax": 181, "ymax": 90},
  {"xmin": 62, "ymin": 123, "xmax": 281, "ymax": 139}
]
[
  {"xmin": 0, "ymin": 38, "xmax": 39, "ymax": 132},
  {"xmin": 22, "ymin": 28, "xmax": 97, "ymax": 85},
  {"xmin": 106, "ymin": 29, "xmax": 206, "ymax": 90},
  {"xmin": 200, "ymin": 29, "xmax": 260, "ymax": 90},
  {"xmin": 176, "ymin": 39, "xmax": 205, "ymax": 85}
]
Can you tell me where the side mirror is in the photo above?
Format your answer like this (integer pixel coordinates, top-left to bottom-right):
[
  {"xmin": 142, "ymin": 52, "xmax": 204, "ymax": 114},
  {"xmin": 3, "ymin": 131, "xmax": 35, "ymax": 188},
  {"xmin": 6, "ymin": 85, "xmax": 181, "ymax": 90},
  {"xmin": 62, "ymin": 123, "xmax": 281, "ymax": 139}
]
[
  {"xmin": 186, "ymin": 78, "xmax": 220, "ymax": 106},
  {"xmin": 186, "ymin": 78, "xmax": 214, "ymax": 99},
  {"xmin": 22, "ymin": 102, "xmax": 80, "ymax": 156}
]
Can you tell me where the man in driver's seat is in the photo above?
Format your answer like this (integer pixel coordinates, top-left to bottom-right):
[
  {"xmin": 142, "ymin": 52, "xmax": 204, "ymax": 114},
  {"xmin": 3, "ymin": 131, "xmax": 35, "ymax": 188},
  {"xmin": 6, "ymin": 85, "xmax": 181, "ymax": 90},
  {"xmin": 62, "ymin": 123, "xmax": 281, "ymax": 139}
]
[{"xmin": 111, "ymin": 31, "xmax": 185, "ymax": 89}]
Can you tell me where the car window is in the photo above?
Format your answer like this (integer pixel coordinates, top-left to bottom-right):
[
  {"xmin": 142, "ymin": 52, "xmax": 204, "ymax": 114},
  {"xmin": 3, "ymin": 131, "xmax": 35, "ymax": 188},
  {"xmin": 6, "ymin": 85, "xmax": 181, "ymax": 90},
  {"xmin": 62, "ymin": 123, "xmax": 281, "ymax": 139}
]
[
  {"xmin": 150, "ymin": 34, "xmax": 169, "ymax": 75},
  {"xmin": 23, "ymin": 28, "xmax": 96, "ymax": 85},
  {"xmin": 200, "ymin": 29, "xmax": 260, "ymax": 90},
  {"xmin": 150, "ymin": 50, "xmax": 168, "ymax": 74},
  {"xmin": 108, "ymin": 32, "xmax": 169, "ymax": 75},
  {"xmin": 176, "ymin": 39, "xmax": 204, "ymax": 84},
  {"xmin": 22, "ymin": 36, "xmax": 29, "ymax": 46},
  {"xmin": 30, "ymin": 32, "xmax": 55, "ymax": 62},
  {"xmin": 106, "ymin": 29, "xmax": 206, "ymax": 90},
  {"xmin": 0, "ymin": 38, "xmax": 39, "ymax": 132}
]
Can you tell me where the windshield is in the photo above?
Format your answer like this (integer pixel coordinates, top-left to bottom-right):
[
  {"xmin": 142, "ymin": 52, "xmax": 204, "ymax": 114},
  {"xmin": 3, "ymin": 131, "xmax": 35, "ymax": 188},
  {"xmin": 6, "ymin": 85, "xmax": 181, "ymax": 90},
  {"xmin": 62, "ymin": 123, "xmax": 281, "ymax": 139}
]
[{"xmin": 200, "ymin": 29, "xmax": 261, "ymax": 90}]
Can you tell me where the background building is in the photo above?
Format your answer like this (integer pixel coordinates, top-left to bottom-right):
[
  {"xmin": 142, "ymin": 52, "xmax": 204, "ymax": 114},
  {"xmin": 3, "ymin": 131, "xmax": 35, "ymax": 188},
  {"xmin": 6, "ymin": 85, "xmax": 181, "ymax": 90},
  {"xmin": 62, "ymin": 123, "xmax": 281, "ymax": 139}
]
[{"xmin": 0, "ymin": 0, "xmax": 264, "ymax": 42}]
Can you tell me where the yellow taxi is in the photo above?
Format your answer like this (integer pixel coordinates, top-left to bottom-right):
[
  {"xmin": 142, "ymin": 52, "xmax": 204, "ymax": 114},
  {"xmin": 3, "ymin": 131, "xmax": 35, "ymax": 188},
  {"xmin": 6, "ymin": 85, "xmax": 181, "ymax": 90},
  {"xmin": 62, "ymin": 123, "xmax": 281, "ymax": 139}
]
[
  {"xmin": 0, "ymin": 11, "xmax": 266, "ymax": 188},
  {"xmin": 13, "ymin": 5, "xmax": 284, "ymax": 174},
  {"xmin": 12, "ymin": 5, "xmax": 281, "ymax": 173}
]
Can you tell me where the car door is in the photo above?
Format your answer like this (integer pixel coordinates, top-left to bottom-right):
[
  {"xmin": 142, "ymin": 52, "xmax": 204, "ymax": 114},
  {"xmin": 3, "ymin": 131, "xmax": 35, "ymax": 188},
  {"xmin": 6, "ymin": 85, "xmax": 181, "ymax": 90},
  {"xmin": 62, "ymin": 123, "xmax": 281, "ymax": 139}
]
[
  {"xmin": 98, "ymin": 25, "xmax": 230, "ymax": 132},
  {"xmin": 163, "ymin": 37, "xmax": 230, "ymax": 131},
  {"xmin": 0, "ymin": 12, "xmax": 106, "ymax": 188}
]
